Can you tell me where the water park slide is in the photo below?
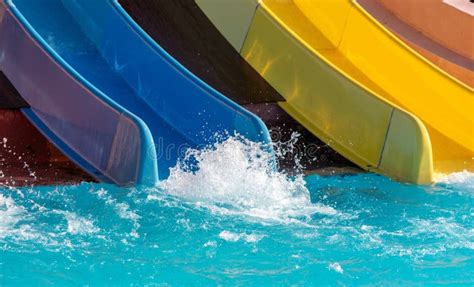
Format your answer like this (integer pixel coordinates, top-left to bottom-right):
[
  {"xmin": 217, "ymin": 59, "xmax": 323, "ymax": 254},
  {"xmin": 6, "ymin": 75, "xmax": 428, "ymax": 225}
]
[
  {"xmin": 0, "ymin": 72, "xmax": 92, "ymax": 186},
  {"xmin": 379, "ymin": 0, "xmax": 473, "ymax": 61},
  {"xmin": 118, "ymin": 0, "xmax": 355, "ymax": 173},
  {"xmin": 0, "ymin": 110, "xmax": 94, "ymax": 186},
  {"xmin": 359, "ymin": 0, "xmax": 473, "ymax": 88},
  {"xmin": 0, "ymin": 0, "xmax": 272, "ymax": 186},
  {"xmin": 0, "ymin": 0, "xmax": 157, "ymax": 186},
  {"xmin": 197, "ymin": 0, "xmax": 474, "ymax": 184}
]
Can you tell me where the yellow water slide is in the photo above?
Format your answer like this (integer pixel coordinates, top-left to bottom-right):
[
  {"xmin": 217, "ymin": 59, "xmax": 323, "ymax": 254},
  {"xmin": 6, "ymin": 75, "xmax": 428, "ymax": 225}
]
[{"xmin": 197, "ymin": 0, "xmax": 474, "ymax": 184}]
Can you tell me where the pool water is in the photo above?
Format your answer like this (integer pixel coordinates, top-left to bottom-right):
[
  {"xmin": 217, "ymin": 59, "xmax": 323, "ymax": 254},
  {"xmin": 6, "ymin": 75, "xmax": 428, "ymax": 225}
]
[{"xmin": 1, "ymin": 138, "xmax": 473, "ymax": 286}]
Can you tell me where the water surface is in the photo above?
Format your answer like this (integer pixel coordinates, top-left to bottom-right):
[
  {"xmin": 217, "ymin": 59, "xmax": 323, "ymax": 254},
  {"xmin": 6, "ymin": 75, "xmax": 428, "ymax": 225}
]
[{"xmin": 1, "ymin": 138, "xmax": 473, "ymax": 286}]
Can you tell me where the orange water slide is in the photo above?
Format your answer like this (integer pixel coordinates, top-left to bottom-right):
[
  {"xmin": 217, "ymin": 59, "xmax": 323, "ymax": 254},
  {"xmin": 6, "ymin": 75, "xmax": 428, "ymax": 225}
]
[{"xmin": 372, "ymin": 0, "xmax": 473, "ymax": 87}]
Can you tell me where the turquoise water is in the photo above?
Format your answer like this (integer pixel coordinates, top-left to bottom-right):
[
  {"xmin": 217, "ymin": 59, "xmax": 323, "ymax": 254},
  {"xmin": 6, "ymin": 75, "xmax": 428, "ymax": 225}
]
[{"xmin": 1, "ymin": 138, "xmax": 473, "ymax": 286}]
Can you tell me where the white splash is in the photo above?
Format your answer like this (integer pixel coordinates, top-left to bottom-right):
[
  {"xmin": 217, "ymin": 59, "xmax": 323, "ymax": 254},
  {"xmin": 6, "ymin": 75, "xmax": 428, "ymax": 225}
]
[
  {"xmin": 63, "ymin": 212, "xmax": 99, "ymax": 235},
  {"xmin": 0, "ymin": 194, "xmax": 27, "ymax": 239},
  {"xmin": 203, "ymin": 240, "xmax": 217, "ymax": 247},
  {"xmin": 159, "ymin": 137, "xmax": 337, "ymax": 224},
  {"xmin": 91, "ymin": 188, "xmax": 141, "ymax": 238},
  {"xmin": 328, "ymin": 262, "xmax": 344, "ymax": 274},
  {"xmin": 435, "ymin": 170, "xmax": 474, "ymax": 187},
  {"xmin": 115, "ymin": 202, "xmax": 140, "ymax": 222},
  {"xmin": 219, "ymin": 230, "xmax": 264, "ymax": 243},
  {"xmin": 0, "ymin": 193, "xmax": 58, "ymax": 248}
]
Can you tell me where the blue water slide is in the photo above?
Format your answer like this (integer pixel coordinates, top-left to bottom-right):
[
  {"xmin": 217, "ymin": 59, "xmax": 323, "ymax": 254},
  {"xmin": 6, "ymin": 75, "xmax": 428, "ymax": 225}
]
[
  {"xmin": 0, "ymin": 0, "xmax": 158, "ymax": 186},
  {"xmin": 1, "ymin": 0, "xmax": 272, "ymax": 184}
]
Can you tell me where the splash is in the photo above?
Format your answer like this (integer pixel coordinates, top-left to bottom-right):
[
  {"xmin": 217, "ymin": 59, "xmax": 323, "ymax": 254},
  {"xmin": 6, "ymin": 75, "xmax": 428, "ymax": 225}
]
[
  {"xmin": 62, "ymin": 212, "xmax": 99, "ymax": 235},
  {"xmin": 90, "ymin": 187, "xmax": 141, "ymax": 238},
  {"xmin": 1, "ymin": 164, "xmax": 473, "ymax": 284},
  {"xmin": 0, "ymin": 194, "xmax": 27, "ymax": 239},
  {"xmin": 158, "ymin": 136, "xmax": 336, "ymax": 224},
  {"xmin": 0, "ymin": 137, "xmax": 38, "ymax": 185},
  {"xmin": 328, "ymin": 262, "xmax": 344, "ymax": 274},
  {"xmin": 435, "ymin": 170, "xmax": 474, "ymax": 187},
  {"xmin": 218, "ymin": 230, "xmax": 264, "ymax": 243}
]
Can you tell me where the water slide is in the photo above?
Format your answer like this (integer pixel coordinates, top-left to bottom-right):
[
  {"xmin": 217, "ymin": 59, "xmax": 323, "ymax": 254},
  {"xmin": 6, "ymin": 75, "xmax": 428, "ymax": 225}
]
[
  {"xmin": 1, "ymin": 71, "xmax": 92, "ymax": 186},
  {"xmin": 117, "ymin": 0, "xmax": 355, "ymax": 173},
  {"xmin": 197, "ymin": 0, "xmax": 474, "ymax": 184},
  {"xmin": 359, "ymin": 0, "xmax": 473, "ymax": 87},
  {"xmin": 0, "ymin": 0, "xmax": 271, "ymax": 186},
  {"xmin": 378, "ymin": 0, "xmax": 473, "ymax": 62}
]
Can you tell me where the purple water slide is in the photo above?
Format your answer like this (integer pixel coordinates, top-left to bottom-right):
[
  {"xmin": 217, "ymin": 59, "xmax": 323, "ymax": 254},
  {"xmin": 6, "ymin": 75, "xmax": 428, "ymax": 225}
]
[{"xmin": 0, "ymin": 1, "xmax": 158, "ymax": 186}]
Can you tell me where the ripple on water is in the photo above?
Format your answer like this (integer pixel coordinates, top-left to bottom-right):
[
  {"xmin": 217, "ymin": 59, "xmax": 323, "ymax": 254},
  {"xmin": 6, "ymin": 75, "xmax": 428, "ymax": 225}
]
[{"xmin": 0, "ymin": 137, "xmax": 473, "ymax": 285}]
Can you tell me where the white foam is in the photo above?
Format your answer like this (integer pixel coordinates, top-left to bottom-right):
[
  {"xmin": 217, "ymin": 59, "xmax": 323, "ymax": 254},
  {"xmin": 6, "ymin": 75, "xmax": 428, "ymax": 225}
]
[
  {"xmin": 115, "ymin": 203, "xmax": 140, "ymax": 222},
  {"xmin": 435, "ymin": 171, "xmax": 474, "ymax": 187},
  {"xmin": 219, "ymin": 230, "xmax": 264, "ymax": 243},
  {"xmin": 203, "ymin": 240, "xmax": 217, "ymax": 247},
  {"xmin": 63, "ymin": 212, "xmax": 99, "ymax": 235},
  {"xmin": 0, "ymin": 194, "xmax": 56, "ymax": 247},
  {"xmin": 328, "ymin": 262, "xmax": 344, "ymax": 274},
  {"xmin": 90, "ymin": 188, "xmax": 141, "ymax": 238},
  {"xmin": 353, "ymin": 215, "xmax": 474, "ymax": 259},
  {"xmin": 159, "ymin": 137, "xmax": 336, "ymax": 224},
  {"xmin": 0, "ymin": 194, "xmax": 26, "ymax": 239}
]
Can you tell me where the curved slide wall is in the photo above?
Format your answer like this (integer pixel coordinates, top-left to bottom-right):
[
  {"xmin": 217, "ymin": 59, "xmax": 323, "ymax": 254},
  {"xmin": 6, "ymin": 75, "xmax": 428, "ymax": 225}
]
[
  {"xmin": 198, "ymin": 0, "xmax": 474, "ymax": 183},
  {"xmin": 0, "ymin": 110, "xmax": 95, "ymax": 186},
  {"xmin": 0, "ymin": 0, "xmax": 157, "ymax": 186},
  {"xmin": 0, "ymin": 0, "xmax": 272, "ymax": 185},
  {"xmin": 289, "ymin": 0, "xmax": 473, "ymax": 174},
  {"xmin": 61, "ymin": 0, "xmax": 272, "ymax": 178},
  {"xmin": 116, "ymin": 0, "xmax": 356, "ymax": 173},
  {"xmin": 358, "ymin": 0, "xmax": 473, "ymax": 88},
  {"xmin": 379, "ymin": 0, "xmax": 473, "ymax": 61}
]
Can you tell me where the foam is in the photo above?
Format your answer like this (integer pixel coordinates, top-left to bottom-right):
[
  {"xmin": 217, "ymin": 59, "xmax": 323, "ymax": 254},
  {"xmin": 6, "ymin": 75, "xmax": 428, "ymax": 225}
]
[
  {"xmin": 90, "ymin": 187, "xmax": 141, "ymax": 238},
  {"xmin": 0, "ymin": 194, "xmax": 27, "ymax": 239},
  {"xmin": 435, "ymin": 171, "xmax": 474, "ymax": 187},
  {"xmin": 328, "ymin": 262, "xmax": 344, "ymax": 274},
  {"xmin": 159, "ymin": 137, "xmax": 338, "ymax": 224},
  {"xmin": 218, "ymin": 230, "xmax": 264, "ymax": 243},
  {"xmin": 63, "ymin": 212, "xmax": 99, "ymax": 235}
]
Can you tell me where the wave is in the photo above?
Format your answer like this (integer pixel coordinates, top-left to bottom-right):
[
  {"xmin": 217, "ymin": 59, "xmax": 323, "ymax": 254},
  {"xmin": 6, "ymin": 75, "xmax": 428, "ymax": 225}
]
[{"xmin": 158, "ymin": 136, "xmax": 336, "ymax": 224}]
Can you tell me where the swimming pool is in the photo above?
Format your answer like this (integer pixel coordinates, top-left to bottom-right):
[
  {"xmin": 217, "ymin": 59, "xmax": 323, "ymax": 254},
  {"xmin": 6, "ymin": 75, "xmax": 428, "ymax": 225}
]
[{"xmin": 1, "ymin": 138, "xmax": 473, "ymax": 286}]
